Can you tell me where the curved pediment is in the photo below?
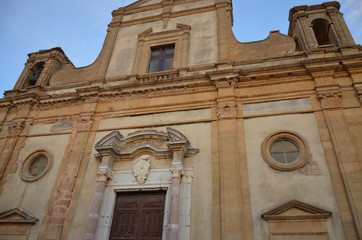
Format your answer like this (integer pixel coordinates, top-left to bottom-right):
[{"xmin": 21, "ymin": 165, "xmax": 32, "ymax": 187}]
[{"xmin": 95, "ymin": 127, "xmax": 199, "ymax": 161}]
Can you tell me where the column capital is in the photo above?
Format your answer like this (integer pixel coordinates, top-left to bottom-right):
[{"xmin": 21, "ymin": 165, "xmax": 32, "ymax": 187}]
[
  {"xmin": 316, "ymin": 85, "xmax": 342, "ymax": 109},
  {"xmin": 354, "ymin": 83, "xmax": 362, "ymax": 104},
  {"xmin": 97, "ymin": 167, "xmax": 112, "ymax": 183},
  {"xmin": 170, "ymin": 164, "xmax": 184, "ymax": 178},
  {"xmin": 182, "ymin": 169, "xmax": 194, "ymax": 183}
]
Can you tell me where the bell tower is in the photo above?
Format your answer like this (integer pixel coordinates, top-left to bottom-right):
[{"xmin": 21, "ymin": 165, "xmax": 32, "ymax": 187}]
[{"xmin": 288, "ymin": 1, "xmax": 356, "ymax": 51}]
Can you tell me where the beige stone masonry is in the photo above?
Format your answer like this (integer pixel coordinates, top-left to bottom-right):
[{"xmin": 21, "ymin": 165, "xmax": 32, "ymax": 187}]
[{"xmin": 307, "ymin": 61, "xmax": 362, "ymax": 239}]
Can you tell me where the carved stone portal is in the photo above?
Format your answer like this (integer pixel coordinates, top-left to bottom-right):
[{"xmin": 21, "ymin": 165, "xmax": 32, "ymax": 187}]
[
  {"xmin": 133, "ymin": 155, "xmax": 151, "ymax": 184},
  {"xmin": 92, "ymin": 127, "xmax": 199, "ymax": 240}
]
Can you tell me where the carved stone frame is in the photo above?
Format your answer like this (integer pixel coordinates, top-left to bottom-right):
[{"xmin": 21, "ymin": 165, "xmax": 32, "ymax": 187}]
[
  {"xmin": 96, "ymin": 169, "xmax": 172, "ymax": 240},
  {"xmin": 20, "ymin": 150, "xmax": 54, "ymax": 182},
  {"xmin": 0, "ymin": 208, "xmax": 38, "ymax": 237},
  {"xmin": 89, "ymin": 128, "xmax": 199, "ymax": 240},
  {"xmin": 261, "ymin": 131, "xmax": 310, "ymax": 171},
  {"xmin": 132, "ymin": 24, "xmax": 191, "ymax": 74},
  {"xmin": 262, "ymin": 200, "xmax": 332, "ymax": 238}
]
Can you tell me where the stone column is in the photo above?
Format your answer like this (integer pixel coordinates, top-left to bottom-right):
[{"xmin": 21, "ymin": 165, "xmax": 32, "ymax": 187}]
[
  {"xmin": 168, "ymin": 164, "xmax": 183, "ymax": 240},
  {"xmin": 167, "ymin": 142, "xmax": 187, "ymax": 240},
  {"xmin": 179, "ymin": 169, "xmax": 193, "ymax": 240},
  {"xmin": 83, "ymin": 155, "xmax": 113, "ymax": 240},
  {"xmin": 328, "ymin": 10, "xmax": 355, "ymax": 46},
  {"xmin": 37, "ymin": 59, "xmax": 59, "ymax": 86}
]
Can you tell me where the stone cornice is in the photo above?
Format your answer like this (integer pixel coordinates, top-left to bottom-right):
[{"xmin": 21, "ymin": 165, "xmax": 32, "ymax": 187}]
[
  {"xmin": 289, "ymin": 1, "xmax": 340, "ymax": 21},
  {"xmin": 304, "ymin": 62, "xmax": 340, "ymax": 74},
  {"xmin": 2, "ymin": 52, "xmax": 361, "ymax": 108},
  {"xmin": 116, "ymin": 5, "xmax": 216, "ymax": 28},
  {"xmin": 119, "ymin": 0, "xmax": 204, "ymax": 15}
]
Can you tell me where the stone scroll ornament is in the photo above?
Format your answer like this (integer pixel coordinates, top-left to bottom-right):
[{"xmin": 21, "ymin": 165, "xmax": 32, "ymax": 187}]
[{"xmin": 133, "ymin": 155, "xmax": 151, "ymax": 184}]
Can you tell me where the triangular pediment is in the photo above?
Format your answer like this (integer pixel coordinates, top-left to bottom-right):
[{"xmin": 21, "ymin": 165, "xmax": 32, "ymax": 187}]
[
  {"xmin": 262, "ymin": 200, "xmax": 331, "ymax": 221},
  {"xmin": 124, "ymin": 0, "xmax": 204, "ymax": 11},
  {"xmin": 125, "ymin": 0, "xmax": 160, "ymax": 10},
  {"xmin": 0, "ymin": 208, "xmax": 38, "ymax": 224}
]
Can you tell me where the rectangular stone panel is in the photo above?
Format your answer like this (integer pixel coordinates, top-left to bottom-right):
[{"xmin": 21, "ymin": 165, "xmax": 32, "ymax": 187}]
[
  {"xmin": 99, "ymin": 109, "xmax": 211, "ymax": 130},
  {"xmin": 243, "ymin": 98, "xmax": 312, "ymax": 117}
]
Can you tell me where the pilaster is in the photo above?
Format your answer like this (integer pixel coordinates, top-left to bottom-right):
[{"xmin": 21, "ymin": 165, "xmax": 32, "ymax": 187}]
[
  {"xmin": 328, "ymin": 8, "xmax": 355, "ymax": 46},
  {"xmin": 215, "ymin": 1, "xmax": 233, "ymax": 62},
  {"xmin": 38, "ymin": 104, "xmax": 98, "ymax": 240},
  {"xmin": 307, "ymin": 62, "xmax": 362, "ymax": 239},
  {"xmin": 210, "ymin": 70, "xmax": 246, "ymax": 240},
  {"xmin": 0, "ymin": 101, "xmax": 33, "ymax": 195},
  {"xmin": 342, "ymin": 59, "xmax": 362, "ymax": 105},
  {"xmin": 93, "ymin": 20, "xmax": 122, "ymax": 81}
]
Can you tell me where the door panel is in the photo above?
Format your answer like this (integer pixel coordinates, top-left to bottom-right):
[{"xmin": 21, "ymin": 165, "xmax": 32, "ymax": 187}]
[{"xmin": 109, "ymin": 191, "xmax": 166, "ymax": 240}]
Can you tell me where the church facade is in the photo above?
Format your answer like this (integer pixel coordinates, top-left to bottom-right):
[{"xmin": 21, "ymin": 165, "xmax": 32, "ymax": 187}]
[{"xmin": 0, "ymin": 0, "xmax": 361, "ymax": 239}]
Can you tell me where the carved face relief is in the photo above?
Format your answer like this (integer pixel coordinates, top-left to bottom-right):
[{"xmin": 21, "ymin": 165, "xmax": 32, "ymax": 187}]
[
  {"xmin": 133, "ymin": 155, "xmax": 151, "ymax": 184},
  {"xmin": 217, "ymin": 103, "xmax": 237, "ymax": 119}
]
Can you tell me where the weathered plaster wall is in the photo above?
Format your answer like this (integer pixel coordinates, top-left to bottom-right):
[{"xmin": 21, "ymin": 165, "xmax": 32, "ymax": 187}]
[
  {"xmin": 106, "ymin": 11, "xmax": 218, "ymax": 78},
  {"xmin": 0, "ymin": 131, "xmax": 70, "ymax": 240},
  {"xmin": 173, "ymin": 0, "xmax": 215, "ymax": 12},
  {"xmin": 244, "ymin": 113, "xmax": 345, "ymax": 240}
]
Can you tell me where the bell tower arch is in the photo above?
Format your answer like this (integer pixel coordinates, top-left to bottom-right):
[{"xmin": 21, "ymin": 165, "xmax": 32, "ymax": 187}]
[{"xmin": 288, "ymin": 1, "xmax": 356, "ymax": 51}]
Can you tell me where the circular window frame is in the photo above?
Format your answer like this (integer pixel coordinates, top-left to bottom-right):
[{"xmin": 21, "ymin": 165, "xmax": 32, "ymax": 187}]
[
  {"xmin": 20, "ymin": 151, "xmax": 53, "ymax": 182},
  {"xmin": 261, "ymin": 132, "xmax": 310, "ymax": 171}
]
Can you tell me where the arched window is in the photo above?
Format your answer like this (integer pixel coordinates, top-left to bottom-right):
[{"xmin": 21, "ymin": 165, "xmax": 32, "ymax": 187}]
[
  {"xmin": 25, "ymin": 61, "xmax": 45, "ymax": 87},
  {"xmin": 312, "ymin": 18, "xmax": 336, "ymax": 47}
]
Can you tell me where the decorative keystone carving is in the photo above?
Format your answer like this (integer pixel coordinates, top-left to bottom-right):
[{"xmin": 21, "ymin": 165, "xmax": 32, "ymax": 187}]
[
  {"xmin": 77, "ymin": 114, "xmax": 94, "ymax": 122},
  {"xmin": 7, "ymin": 121, "xmax": 25, "ymax": 136},
  {"xmin": 134, "ymin": 71, "xmax": 179, "ymax": 83},
  {"xmin": 170, "ymin": 164, "xmax": 184, "ymax": 178},
  {"xmin": 217, "ymin": 103, "xmax": 237, "ymax": 119},
  {"xmin": 355, "ymin": 84, "xmax": 362, "ymax": 104},
  {"xmin": 209, "ymin": 75, "xmax": 239, "ymax": 88},
  {"xmin": 317, "ymin": 90, "xmax": 342, "ymax": 109},
  {"xmin": 133, "ymin": 155, "xmax": 151, "ymax": 184}
]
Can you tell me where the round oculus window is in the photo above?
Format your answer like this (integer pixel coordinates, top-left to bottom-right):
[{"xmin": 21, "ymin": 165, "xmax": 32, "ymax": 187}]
[
  {"xmin": 28, "ymin": 155, "xmax": 48, "ymax": 176},
  {"xmin": 20, "ymin": 151, "xmax": 53, "ymax": 182},
  {"xmin": 262, "ymin": 132, "xmax": 310, "ymax": 171},
  {"xmin": 270, "ymin": 139, "xmax": 300, "ymax": 164}
]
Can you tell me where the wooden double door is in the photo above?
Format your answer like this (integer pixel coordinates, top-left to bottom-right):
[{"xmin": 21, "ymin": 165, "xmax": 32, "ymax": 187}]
[{"xmin": 109, "ymin": 191, "xmax": 166, "ymax": 240}]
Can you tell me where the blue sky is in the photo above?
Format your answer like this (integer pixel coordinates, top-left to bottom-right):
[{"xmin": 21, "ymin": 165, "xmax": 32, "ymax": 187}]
[{"xmin": 0, "ymin": 0, "xmax": 361, "ymax": 97}]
